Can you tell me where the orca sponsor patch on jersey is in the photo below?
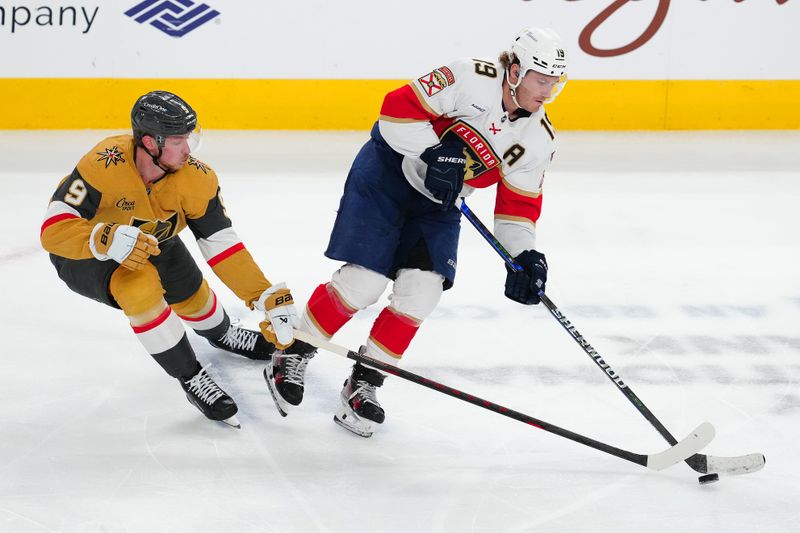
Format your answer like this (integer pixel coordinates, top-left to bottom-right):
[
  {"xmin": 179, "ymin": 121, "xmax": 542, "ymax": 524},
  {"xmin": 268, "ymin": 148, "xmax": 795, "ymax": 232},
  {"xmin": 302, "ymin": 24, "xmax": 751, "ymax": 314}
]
[
  {"xmin": 417, "ymin": 67, "xmax": 455, "ymax": 97},
  {"xmin": 115, "ymin": 197, "xmax": 136, "ymax": 212}
]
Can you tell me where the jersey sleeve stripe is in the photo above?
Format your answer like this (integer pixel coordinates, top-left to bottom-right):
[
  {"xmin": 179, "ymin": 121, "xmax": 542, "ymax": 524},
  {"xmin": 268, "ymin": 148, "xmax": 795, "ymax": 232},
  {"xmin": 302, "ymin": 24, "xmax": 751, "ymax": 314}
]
[
  {"xmin": 40, "ymin": 212, "xmax": 79, "ymax": 236},
  {"xmin": 207, "ymin": 242, "xmax": 245, "ymax": 267},
  {"xmin": 380, "ymin": 83, "xmax": 440, "ymax": 122},
  {"xmin": 495, "ymin": 180, "xmax": 543, "ymax": 225},
  {"xmin": 196, "ymin": 227, "xmax": 241, "ymax": 261},
  {"xmin": 494, "ymin": 213, "xmax": 538, "ymax": 225},
  {"xmin": 501, "ymin": 177, "xmax": 542, "ymax": 198},
  {"xmin": 44, "ymin": 199, "xmax": 82, "ymax": 218},
  {"xmin": 409, "ymin": 84, "xmax": 441, "ymax": 118}
]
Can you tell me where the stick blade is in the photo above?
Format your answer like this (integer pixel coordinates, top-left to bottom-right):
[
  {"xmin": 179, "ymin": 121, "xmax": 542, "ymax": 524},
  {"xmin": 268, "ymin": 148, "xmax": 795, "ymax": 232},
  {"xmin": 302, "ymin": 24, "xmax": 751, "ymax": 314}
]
[
  {"xmin": 706, "ymin": 453, "xmax": 765, "ymax": 475},
  {"xmin": 646, "ymin": 422, "xmax": 715, "ymax": 471}
]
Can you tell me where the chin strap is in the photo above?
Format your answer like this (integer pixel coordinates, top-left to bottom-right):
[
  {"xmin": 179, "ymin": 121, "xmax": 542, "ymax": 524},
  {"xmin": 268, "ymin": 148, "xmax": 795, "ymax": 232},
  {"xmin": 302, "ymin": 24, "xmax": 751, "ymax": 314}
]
[
  {"xmin": 135, "ymin": 142, "xmax": 174, "ymax": 178},
  {"xmin": 506, "ymin": 68, "xmax": 528, "ymax": 114}
]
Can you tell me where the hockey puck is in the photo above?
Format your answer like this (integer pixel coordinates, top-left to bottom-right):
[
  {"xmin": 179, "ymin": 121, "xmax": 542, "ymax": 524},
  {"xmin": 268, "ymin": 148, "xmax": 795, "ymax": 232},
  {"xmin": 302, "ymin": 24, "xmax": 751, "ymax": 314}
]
[{"xmin": 698, "ymin": 473, "xmax": 720, "ymax": 485}]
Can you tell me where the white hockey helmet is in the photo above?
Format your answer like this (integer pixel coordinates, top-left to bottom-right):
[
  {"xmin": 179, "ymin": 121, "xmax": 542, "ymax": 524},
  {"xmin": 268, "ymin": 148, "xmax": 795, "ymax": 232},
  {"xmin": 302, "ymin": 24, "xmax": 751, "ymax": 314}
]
[
  {"xmin": 511, "ymin": 27, "xmax": 568, "ymax": 77},
  {"xmin": 509, "ymin": 27, "xmax": 568, "ymax": 103}
]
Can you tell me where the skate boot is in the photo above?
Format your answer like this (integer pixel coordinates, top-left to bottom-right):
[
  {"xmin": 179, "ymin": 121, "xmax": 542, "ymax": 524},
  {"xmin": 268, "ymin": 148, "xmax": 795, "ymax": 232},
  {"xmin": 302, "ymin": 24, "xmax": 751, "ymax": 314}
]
[
  {"xmin": 181, "ymin": 364, "xmax": 240, "ymax": 428},
  {"xmin": 334, "ymin": 361, "xmax": 386, "ymax": 438},
  {"xmin": 263, "ymin": 339, "xmax": 316, "ymax": 416},
  {"xmin": 207, "ymin": 320, "xmax": 275, "ymax": 361}
]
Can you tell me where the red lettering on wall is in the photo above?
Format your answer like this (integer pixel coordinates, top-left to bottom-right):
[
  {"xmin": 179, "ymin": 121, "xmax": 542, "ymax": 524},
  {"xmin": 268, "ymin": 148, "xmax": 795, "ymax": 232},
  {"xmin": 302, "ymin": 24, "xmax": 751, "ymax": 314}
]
[
  {"xmin": 579, "ymin": 0, "xmax": 670, "ymax": 58},
  {"xmin": 522, "ymin": 0, "xmax": 792, "ymax": 58}
]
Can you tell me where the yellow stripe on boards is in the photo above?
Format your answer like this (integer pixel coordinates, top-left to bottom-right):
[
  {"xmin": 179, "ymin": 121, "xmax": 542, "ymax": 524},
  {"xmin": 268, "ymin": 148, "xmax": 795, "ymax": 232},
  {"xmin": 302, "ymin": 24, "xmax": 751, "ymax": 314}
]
[
  {"xmin": 1, "ymin": 78, "xmax": 798, "ymax": 130},
  {"xmin": 0, "ymin": 78, "xmax": 402, "ymax": 130},
  {"xmin": 548, "ymin": 80, "xmax": 800, "ymax": 129}
]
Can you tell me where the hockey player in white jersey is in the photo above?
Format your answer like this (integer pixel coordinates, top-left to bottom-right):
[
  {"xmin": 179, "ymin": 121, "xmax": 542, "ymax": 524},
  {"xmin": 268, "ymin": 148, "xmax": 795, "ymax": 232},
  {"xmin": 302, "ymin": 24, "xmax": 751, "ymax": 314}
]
[{"xmin": 265, "ymin": 27, "xmax": 568, "ymax": 436}]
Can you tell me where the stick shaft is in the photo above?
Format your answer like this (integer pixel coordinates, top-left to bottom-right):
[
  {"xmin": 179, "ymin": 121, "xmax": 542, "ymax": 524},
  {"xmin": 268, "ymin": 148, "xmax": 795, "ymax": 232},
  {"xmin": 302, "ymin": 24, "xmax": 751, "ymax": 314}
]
[
  {"xmin": 456, "ymin": 198, "xmax": 708, "ymax": 469},
  {"xmin": 294, "ymin": 331, "xmax": 650, "ymax": 467},
  {"xmin": 538, "ymin": 293, "xmax": 678, "ymax": 445}
]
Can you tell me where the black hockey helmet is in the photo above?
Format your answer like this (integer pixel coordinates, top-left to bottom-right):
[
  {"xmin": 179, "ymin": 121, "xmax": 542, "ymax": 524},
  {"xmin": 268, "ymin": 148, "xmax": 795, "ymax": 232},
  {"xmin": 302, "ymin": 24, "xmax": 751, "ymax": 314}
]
[{"xmin": 131, "ymin": 90, "xmax": 197, "ymax": 146}]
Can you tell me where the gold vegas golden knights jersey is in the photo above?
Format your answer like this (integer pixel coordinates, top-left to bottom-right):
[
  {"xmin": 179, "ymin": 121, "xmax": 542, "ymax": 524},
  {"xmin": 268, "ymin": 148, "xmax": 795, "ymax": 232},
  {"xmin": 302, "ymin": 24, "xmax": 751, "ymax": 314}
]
[{"xmin": 40, "ymin": 134, "xmax": 270, "ymax": 306}]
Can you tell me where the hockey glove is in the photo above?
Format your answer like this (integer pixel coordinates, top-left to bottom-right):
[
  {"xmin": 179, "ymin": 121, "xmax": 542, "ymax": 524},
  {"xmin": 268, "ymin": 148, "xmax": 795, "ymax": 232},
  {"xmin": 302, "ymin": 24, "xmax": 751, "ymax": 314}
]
[
  {"xmin": 420, "ymin": 143, "xmax": 468, "ymax": 210},
  {"xmin": 89, "ymin": 222, "xmax": 160, "ymax": 271},
  {"xmin": 505, "ymin": 249, "xmax": 548, "ymax": 305},
  {"xmin": 256, "ymin": 282, "xmax": 300, "ymax": 350}
]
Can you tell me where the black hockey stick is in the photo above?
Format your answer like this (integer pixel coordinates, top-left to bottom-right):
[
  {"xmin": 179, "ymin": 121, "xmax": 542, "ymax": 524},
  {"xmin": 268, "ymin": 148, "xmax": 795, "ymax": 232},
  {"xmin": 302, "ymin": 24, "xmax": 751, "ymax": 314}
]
[
  {"xmin": 457, "ymin": 198, "xmax": 765, "ymax": 476},
  {"xmin": 293, "ymin": 329, "xmax": 713, "ymax": 472}
]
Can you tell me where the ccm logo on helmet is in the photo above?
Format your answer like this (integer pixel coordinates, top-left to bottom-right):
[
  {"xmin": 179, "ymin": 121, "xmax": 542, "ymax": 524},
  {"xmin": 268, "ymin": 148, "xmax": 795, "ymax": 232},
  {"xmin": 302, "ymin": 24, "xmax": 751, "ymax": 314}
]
[{"xmin": 143, "ymin": 103, "xmax": 168, "ymax": 112}]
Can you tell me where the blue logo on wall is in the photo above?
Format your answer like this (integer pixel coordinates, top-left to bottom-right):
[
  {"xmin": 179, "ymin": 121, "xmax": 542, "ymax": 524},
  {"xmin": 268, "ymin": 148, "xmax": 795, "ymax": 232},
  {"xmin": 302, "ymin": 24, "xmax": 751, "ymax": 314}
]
[{"xmin": 125, "ymin": 0, "xmax": 219, "ymax": 37}]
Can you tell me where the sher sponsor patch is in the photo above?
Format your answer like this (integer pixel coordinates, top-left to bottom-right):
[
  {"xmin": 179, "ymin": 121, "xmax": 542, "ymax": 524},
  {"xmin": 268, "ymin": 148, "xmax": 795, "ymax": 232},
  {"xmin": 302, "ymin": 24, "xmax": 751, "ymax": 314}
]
[{"xmin": 417, "ymin": 67, "xmax": 455, "ymax": 97}]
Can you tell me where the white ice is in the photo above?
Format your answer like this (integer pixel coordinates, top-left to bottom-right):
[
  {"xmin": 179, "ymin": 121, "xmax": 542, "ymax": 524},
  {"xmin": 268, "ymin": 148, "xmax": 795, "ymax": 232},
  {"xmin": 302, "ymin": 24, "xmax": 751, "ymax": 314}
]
[{"xmin": 0, "ymin": 130, "xmax": 798, "ymax": 532}]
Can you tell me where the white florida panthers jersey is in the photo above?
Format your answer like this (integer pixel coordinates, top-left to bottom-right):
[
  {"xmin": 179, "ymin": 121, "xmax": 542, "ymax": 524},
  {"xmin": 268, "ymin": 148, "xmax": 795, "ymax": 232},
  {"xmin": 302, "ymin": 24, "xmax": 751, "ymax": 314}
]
[{"xmin": 377, "ymin": 57, "xmax": 558, "ymax": 255}]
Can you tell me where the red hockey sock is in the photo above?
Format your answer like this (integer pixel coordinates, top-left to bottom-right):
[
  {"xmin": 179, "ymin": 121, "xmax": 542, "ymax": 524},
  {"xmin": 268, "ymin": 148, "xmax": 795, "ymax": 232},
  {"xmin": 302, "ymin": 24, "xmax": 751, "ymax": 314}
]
[
  {"xmin": 306, "ymin": 283, "xmax": 357, "ymax": 337},
  {"xmin": 368, "ymin": 307, "xmax": 420, "ymax": 359}
]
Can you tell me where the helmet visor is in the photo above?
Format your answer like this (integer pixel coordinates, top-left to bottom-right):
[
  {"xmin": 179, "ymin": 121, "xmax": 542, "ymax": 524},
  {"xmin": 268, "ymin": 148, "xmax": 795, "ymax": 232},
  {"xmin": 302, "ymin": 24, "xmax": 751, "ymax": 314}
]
[
  {"xmin": 188, "ymin": 124, "xmax": 203, "ymax": 153},
  {"xmin": 545, "ymin": 75, "xmax": 568, "ymax": 104},
  {"xmin": 160, "ymin": 124, "xmax": 202, "ymax": 155}
]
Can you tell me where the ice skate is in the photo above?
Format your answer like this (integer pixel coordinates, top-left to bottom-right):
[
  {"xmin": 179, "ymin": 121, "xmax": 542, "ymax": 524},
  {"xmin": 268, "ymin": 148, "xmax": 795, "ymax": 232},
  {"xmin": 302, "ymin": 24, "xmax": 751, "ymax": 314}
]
[
  {"xmin": 334, "ymin": 362, "xmax": 386, "ymax": 438},
  {"xmin": 263, "ymin": 339, "xmax": 316, "ymax": 416},
  {"xmin": 181, "ymin": 365, "xmax": 240, "ymax": 428},
  {"xmin": 208, "ymin": 320, "xmax": 275, "ymax": 361}
]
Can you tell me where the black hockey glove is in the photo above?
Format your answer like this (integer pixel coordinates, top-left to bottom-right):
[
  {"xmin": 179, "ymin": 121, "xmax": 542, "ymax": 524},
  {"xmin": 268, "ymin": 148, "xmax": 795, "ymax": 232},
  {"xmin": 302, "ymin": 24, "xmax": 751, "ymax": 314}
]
[
  {"xmin": 420, "ymin": 143, "xmax": 467, "ymax": 210},
  {"xmin": 505, "ymin": 249, "xmax": 548, "ymax": 305}
]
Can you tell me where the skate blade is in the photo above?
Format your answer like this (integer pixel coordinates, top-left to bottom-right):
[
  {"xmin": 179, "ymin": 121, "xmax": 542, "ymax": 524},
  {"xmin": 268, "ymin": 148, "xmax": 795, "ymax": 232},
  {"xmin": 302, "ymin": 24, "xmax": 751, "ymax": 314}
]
[
  {"xmin": 263, "ymin": 367, "xmax": 289, "ymax": 417},
  {"xmin": 186, "ymin": 394, "xmax": 241, "ymax": 429},
  {"xmin": 220, "ymin": 415, "xmax": 241, "ymax": 429},
  {"xmin": 333, "ymin": 410, "xmax": 376, "ymax": 438},
  {"xmin": 231, "ymin": 351, "xmax": 272, "ymax": 362}
]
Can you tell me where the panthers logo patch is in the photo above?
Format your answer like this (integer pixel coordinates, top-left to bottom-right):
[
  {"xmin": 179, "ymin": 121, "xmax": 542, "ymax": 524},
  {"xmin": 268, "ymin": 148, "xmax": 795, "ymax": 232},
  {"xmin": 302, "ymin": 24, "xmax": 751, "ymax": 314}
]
[{"xmin": 439, "ymin": 121, "xmax": 500, "ymax": 181}]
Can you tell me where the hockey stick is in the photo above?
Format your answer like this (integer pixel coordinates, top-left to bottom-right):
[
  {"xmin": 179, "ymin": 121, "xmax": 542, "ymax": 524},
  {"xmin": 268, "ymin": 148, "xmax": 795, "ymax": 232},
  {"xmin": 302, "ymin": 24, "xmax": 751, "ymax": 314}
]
[
  {"xmin": 457, "ymin": 198, "xmax": 766, "ymax": 476},
  {"xmin": 293, "ymin": 329, "xmax": 713, "ymax": 472}
]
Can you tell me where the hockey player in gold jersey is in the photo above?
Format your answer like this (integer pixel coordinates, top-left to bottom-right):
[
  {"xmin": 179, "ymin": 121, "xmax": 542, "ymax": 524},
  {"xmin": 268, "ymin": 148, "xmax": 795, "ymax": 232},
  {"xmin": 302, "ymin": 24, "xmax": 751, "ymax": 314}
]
[{"xmin": 40, "ymin": 90, "xmax": 307, "ymax": 427}]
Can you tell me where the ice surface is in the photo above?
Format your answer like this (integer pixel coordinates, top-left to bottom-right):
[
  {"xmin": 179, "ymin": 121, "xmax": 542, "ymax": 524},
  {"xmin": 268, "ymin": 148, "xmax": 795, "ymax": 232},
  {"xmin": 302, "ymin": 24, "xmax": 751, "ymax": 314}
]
[{"xmin": 0, "ymin": 130, "xmax": 798, "ymax": 532}]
